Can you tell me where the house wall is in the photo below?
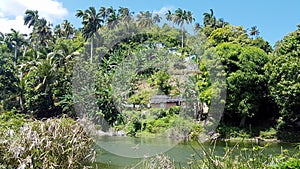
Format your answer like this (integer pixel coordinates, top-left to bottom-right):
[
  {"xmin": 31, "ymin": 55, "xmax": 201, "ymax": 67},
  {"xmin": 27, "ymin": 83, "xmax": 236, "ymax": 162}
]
[
  {"xmin": 165, "ymin": 102, "xmax": 178, "ymax": 109},
  {"xmin": 151, "ymin": 102, "xmax": 179, "ymax": 109},
  {"xmin": 151, "ymin": 103, "xmax": 163, "ymax": 108}
]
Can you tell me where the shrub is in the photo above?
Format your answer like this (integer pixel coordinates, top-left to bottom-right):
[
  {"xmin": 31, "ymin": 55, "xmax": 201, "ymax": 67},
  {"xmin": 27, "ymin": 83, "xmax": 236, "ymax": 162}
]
[
  {"xmin": 150, "ymin": 108, "xmax": 167, "ymax": 119},
  {"xmin": 167, "ymin": 106, "xmax": 181, "ymax": 115},
  {"xmin": 0, "ymin": 111, "xmax": 30, "ymax": 132},
  {"xmin": 259, "ymin": 128, "xmax": 277, "ymax": 139},
  {"xmin": 274, "ymin": 158, "xmax": 300, "ymax": 169},
  {"xmin": 143, "ymin": 115, "xmax": 178, "ymax": 134},
  {"xmin": 0, "ymin": 118, "xmax": 95, "ymax": 168},
  {"xmin": 217, "ymin": 125, "xmax": 250, "ymax": 139},
  {"xmin": 189, "ymin": 123, "xmax": 204, "ymax": 140}
]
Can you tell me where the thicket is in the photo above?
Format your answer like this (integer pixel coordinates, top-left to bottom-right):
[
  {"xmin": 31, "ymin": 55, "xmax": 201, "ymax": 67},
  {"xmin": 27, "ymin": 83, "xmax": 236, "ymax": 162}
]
[
  {"xmin": 0, "ymin": 6, "xmax": 299, "ymax": 142},
  {"xmin": 0, "ymin": 112, "xmax": 95, "ymax": 168}
]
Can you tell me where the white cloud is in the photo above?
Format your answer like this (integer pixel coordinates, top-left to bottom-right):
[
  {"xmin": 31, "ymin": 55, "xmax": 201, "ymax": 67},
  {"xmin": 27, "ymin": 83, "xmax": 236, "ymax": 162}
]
[
  {"xmin": 0, "ymin": 16, "xmax": 32, "ymax": 34},
  {"xmin": 0, "ymin": 0, "xmax": 68, "ymax": 34},
  {"xmin": 153, "ymin": 6, "xmax": 174, "ymax": 15}
]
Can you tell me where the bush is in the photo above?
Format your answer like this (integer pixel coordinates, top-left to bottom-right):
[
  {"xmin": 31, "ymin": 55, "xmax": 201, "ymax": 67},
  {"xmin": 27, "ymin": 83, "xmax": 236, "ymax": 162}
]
[
  {"xmin": 150, "ymin": 108, "xmax": 167, "ymax": 119},
  {"xmin": 190, "ymin": 123, "xmax": 204, "ymax": 140},
  {"xmin": 274, "ymin": 158, "xmax": 300, "ymax": 169},
  {"xmin": 125, "ymin": 112, "xmax": 143, "ymax": 136},
  {"xmin": 259, "ymin": 128, "xmax": 277, "ymax": 139},
  {"xmin": 0, "ymin": 118, "xmax": 95, "ymax": 168},
  {"xmin": 143, "ymin": 115, "xmax": 178, "ymax": 134},
  {"xmin": 167, "ymin": 106, "xmax": 181, "ymax": 115},
  {"xmin": 0, "ymin": 111, "xmax": 29, "ymax": 132},
  {"xmin": 217, "ymin": 125, "xmax": 250, "ymax": 139}
]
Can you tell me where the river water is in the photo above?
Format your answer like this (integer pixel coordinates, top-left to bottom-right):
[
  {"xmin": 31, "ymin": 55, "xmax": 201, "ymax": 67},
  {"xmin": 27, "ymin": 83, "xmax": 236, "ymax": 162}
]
[{"xmin": 93, "ymin": 136, "xmax": 296, "ymax": 168}]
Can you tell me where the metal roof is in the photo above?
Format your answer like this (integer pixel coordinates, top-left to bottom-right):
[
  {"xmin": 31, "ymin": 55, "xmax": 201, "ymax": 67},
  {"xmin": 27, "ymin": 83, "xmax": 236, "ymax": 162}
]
[{"xmin": 150, "ymin": 95, "xmax": 182, "ymax": 104}]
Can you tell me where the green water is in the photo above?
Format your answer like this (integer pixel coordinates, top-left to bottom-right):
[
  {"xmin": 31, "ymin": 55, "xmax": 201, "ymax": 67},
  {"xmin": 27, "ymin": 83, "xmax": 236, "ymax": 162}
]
[{"xmin": 93, "ymin": 136, "xmax": 296, "ymax": 169}]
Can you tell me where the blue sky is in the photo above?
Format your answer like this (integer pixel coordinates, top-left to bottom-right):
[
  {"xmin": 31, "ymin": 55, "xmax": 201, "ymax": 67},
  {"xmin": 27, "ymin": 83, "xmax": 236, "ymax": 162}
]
[{"xmin": 1, "ymin": 0, "xmax": 300, "ymax": 46}]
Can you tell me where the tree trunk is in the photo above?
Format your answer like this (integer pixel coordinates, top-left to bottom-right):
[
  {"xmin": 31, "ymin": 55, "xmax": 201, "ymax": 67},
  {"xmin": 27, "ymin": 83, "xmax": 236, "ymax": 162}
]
[
  {"xmin": 22, "ymin": 46, "xmax": 27, "ymax": 57},
  {"xmin": 34, "ymin": 44, "xmax": 39, "ymax": 59},
  {"xmin": 240, "ymin": 115, "xmax": 247, "ymax": 127},
  {"xmin": 19, "ymin": 72, "xmax": 24, "ymax": 110},
  {"xmin": 14, "ymin": 48, "xmax": 18, "ymax": 67},
  {"xmin": 19, "ymin": 93, "xmax": 24, "ymax": 110},
  {"xmin": 181, "ymin": 26, "xmax": 184, "ymax": 48},
  {"xmin": 90, "ymin": 37, "xmax": 93, "ymax": 64}
]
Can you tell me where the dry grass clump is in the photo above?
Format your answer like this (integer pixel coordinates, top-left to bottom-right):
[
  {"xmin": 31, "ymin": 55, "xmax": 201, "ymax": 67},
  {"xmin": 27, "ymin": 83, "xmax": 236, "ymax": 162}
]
[
  {"xmin": 134, "ymin": 154, "xmax": 175, "ymax": 169},
  {"xmin": 0, "ymin": 118, "xmax": 95, "ymax": 169}
]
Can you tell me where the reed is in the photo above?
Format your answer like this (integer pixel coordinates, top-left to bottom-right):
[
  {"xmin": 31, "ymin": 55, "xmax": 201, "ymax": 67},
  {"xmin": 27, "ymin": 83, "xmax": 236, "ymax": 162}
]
[{"xmin": 0, "ymin": 117, "xmax": 95, "ymax": 169}]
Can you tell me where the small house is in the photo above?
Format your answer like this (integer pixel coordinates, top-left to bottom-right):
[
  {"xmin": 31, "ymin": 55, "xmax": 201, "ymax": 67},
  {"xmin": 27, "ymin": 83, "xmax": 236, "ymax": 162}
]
[{"xmin": 150, "ymin": 95, "xmax": 182, "ymax": 109}]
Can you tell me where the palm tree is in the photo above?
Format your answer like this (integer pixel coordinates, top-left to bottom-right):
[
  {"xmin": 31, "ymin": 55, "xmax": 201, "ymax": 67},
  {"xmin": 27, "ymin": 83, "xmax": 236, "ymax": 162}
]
[
  {"xmin": 99, "ymin": 6, "xmax": 108, "ymax": 21},
  {"xmin": 53, "ymin": 20, "xmax": 75, "ymax": 39},
  {"xmin": 118, "ymin": 7, "xmax": 133, "ymax": 22},
  {"xmin": 0, "ymin": 32, "xmax": 4, "ymax": 41},
  {"xmin": 203, "ymin": 9, "xmax": 216, "ymax": 28},
  {"xmin": 136, "ymin": 11, "xmax": 154, "ymax": 28},
  {"xmin": 54, "ymin": 24, "xmax": 63, "ymax": 39},
  {"xmin": 153, "ymin": 14, "xmax": 162, "ymax": 24},
  {"xmin": 0, "ymin": 32, "xmax": 5, "ymax": 46},
  {"xmin": 5, "ymin": 29, "xmax": 27, "ymax": 109},
  {"xmin": 47, "ymin": 46, "xmax": 80, "ymax": 72},
  {"xmin": 6, "ymin": 29, "xmax": 27, "ymax": 66},
  {"xmin": 203, "ymin": 9, "xmax": 227, "ymax": 29},
  {"xmin": 24, "ymin": 10, "xmax": 39, "ymax": 28},
  {"xmin": 173, "ymin": 8, "xmax": 194, "ymax": 48},
  {"xmin": 216, "ymin": 18, "xmax": 229, "ymax": 28},
  {"xmin": 24, "ymin": 10, "xmax": 53, "ymax": 57},
  {"xmin": 99, "ymin": 6, "xmax": 115, "ymax": 24},
  {"xmin": 249, "ymin": 26, "xmax": 260, "ymax": 38},
  {"xmin": 103, "ymin": 6, "xmax": 119, "ymax": 29},
  {"xmin": 76, "ymin": 7, "xmax": 103, "ymax": 63},
  {"xmin": 106, "ymin": 6, "xmax": 115, "ymax": 16},
  {"xmin": 61, "ymin": 20, "xmax": 75, "ymax": 39},
  {"xmin": 31, "ymin": 18, "xmax": 53, "ymax": 48},
  {"xmin": 106, "ymin": 10, "xmax": 119, "ymax": 29},
  {"xmin": 194, "ymin": 22, "xmax": 201, "ymax": 34},
  {"xmin": 23, "ymin": 53, "xmax": 59, "ymax": 116},
  {"xmin": 165, "ymin": 10, "xmax": 173, "ymax": 22}
]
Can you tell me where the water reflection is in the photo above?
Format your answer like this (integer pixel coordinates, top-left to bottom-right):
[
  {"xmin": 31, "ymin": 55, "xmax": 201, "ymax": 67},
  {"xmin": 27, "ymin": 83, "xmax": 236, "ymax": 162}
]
[
  {"xmin": 95, "ymin": 136, "xmax": 296, "ymax": 168},
  {"xmin": 97, "ymin": 136, "xmax": 181, "ymax": 158}
]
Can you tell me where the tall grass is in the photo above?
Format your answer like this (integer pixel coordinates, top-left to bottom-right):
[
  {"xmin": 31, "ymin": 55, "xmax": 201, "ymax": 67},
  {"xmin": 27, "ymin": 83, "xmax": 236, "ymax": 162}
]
[
  {"xmin": 127, "ymin": 141, "xmax": 300, "ymax": 169},
  {"xmin": 185, "ymin": 141, "xmax": 300, "ymax": 169},
  {"xmin": 0, "ymin": 117, "xmax": 95, "ymax": 169},
  {"xmin": 186, "ymin": 142, "xmax": 269, "ymax": 169},
  {"xmin": 129, "ymin": 154, "xmax": 175, "ymax": 169}
]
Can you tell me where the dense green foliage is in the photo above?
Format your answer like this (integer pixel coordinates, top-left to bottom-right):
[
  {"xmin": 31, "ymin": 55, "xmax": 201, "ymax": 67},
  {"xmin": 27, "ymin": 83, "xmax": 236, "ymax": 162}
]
[
  {"xmin": 216, "ymin": 43, "xmax": 270, "ymax": 126},
  {"xmin": 265, "ymin": 26, "xmax": 300, "ymax": 130},
  {"xmin": 0, "ymin": 111, "xmax": 30, "ymax": 132},
  {"xmin": 0, "ymin": 6, "xmax": 299, "ymax": 143},
  {"xmin": 0, "ymin": 5, "xmax": 299, "ymax": 169}
]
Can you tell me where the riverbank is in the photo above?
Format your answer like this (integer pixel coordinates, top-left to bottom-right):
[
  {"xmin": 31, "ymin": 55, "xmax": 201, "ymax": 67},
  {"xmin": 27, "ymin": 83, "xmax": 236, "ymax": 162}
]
[
  {"xmin": 94, "ymin": 126, "xmax": 300, "ymax": 144},
  {"xmin": 93, "ymin": 135, "xmax": 300, "ymax": 169},
  {"xmin": 1, "ymin": 112, "xmax": 299, "ymax": 169}
]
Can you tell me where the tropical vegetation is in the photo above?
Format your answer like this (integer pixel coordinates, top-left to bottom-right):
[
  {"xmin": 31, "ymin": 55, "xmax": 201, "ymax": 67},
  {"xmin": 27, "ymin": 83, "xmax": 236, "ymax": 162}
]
[{"xmin": 0, "ymin": 6, "xmax": 299, "ymax": 168}]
